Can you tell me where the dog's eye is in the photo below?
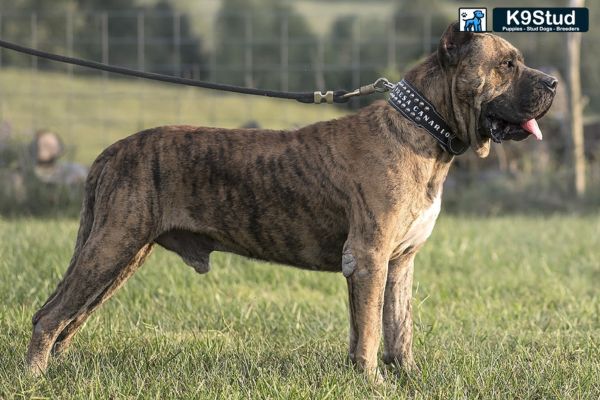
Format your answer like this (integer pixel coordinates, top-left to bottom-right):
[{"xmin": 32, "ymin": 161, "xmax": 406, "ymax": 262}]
[{"xmin": 502, "ymin": 60, "xmax": 514, "ymax": 68}]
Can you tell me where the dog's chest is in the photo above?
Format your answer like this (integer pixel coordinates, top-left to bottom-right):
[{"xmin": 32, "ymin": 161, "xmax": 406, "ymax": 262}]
[{"xmin": 397, "ymin": 193, "xmax": 441, "ymax": 253}]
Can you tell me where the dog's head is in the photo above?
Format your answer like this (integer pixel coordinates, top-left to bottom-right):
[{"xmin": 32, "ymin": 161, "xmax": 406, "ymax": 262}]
[
  {"xmin": 473, "ymin": 10, "xmax": 485, "ymax": 19},
  {"xmin": 438, "ymin": 22, "xmax": 556, "ymax": 157}
]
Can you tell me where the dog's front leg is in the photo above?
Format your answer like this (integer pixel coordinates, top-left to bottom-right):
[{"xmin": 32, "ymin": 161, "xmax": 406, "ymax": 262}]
[
  {"xmin": 343, "ymin": 241, "xmax": 388, "ymax": 380},
  {"xmin": 382, "ymin": 252, "xmax": 417, "ymax": 371}
]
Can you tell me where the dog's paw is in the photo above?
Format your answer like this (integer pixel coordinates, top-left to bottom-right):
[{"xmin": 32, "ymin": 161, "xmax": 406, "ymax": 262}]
[
  {"xmin": 383, "ymin": 354, "xmax": 420, "ymax": 375},
  {"xmin": 25, "ymin": 356, "xmax": 48, "ymax": 378},
  {"xmin": 372, "ymin": 369, "xmax": 385, "ymax": 384}
]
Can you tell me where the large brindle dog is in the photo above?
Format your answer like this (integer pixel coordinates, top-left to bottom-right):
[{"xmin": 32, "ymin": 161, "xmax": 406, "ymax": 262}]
[{"xmin": 27, "ymin": 23, "xmax": 556, "ymax": 378}]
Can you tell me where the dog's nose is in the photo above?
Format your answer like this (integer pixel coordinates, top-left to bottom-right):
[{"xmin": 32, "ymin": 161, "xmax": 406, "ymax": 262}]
[{"xmin": 542, "ymin": 76, "xmax": 558, "ymax": 91}]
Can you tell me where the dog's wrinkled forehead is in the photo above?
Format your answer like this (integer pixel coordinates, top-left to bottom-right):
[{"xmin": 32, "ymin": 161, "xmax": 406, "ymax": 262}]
[
  {"xmin": 455, "ymin": 33, "xmax": 527, "ymax": 99},
  {"xmin": 469, "ymin": 34, "xmax": 523, "ymax": 66}
]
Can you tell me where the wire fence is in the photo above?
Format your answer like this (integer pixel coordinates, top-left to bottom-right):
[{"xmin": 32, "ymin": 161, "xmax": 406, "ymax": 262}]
[
  {"xmin": 0, "ymin": 8, "xmax": 560, "ymax": 163},
  {"xmin": 0, "ymin": 9, "xmax": 448, "ymax": 141},
  {"xmin": 0, "ymin": 9, "xmax": 443, "ymax": 80}
]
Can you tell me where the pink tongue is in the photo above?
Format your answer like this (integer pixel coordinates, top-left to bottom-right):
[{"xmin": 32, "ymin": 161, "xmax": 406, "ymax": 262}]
[{"xmin": 521, "ymin": 119, "xmax": 543, "ymax": 141}]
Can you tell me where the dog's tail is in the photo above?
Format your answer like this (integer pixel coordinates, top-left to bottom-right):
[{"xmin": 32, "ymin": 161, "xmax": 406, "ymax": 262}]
[{"xmin": 71, "ymin": 154, "xmax": 109, "ymax": 255}]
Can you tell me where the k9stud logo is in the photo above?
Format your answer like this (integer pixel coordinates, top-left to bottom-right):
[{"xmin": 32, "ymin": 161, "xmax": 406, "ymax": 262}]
[
  {"xmin": 458, "ymin": 8, "xmax": 488, "ymax": 32},
  {"xmin": 493, "ymin": 8, "xmax": 589, "ymax": 32}
]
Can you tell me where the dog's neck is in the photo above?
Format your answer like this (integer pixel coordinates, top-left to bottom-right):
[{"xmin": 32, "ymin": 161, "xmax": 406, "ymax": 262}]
[{"xmin": 403, "ymin": 54, "xmax": 459, "ymax": 137}]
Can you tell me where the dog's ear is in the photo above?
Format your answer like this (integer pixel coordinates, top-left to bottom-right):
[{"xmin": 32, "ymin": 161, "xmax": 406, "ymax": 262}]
[{"xmin": 438, "ymin": 22, "xmax": 474, "ymax": 68}]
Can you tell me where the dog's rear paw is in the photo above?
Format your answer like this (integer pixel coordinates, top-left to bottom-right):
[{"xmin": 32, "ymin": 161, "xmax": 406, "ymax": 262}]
[{"xmin": 26, "ymin": 354, "xmax": 48, "ymax": 378}]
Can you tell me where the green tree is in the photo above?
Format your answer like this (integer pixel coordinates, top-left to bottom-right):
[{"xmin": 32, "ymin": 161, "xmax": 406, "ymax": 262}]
[
  {"xmin": 214, "ymin": 0, "xmax": 317, "ymax": 90},
  {"xmin": 75, "ymin": 0, "xmax": 205, "ymax": 76},
  {"xmin": 1, "ymin": 0, "xmax": 206, "ymax": 77}
]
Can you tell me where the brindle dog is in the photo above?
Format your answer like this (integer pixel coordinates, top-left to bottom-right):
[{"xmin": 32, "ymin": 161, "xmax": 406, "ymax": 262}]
[{"xmin": 27, "ymin": 23, "xmax": 556, "ymax": 378}]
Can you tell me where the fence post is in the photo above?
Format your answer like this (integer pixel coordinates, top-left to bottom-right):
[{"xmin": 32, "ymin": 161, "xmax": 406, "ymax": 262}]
[
  {"xmin": 209, "ymin": 16, "xmax": 217, "ymax": 82},
  {"xmin": 65, "ymin": 10, "xmax": 74, "ymax": 141},
  {"xmin": 137, "ymin": 11, "xmax": 145, "ymax": 131},
  {"xmin": 0, "ymin": 13, "xmax": 3, "ymax": 68},
  {"xmin": 0, "ymin": 12, "xmax": 3, "ymax": 122},
  {"xmin": 244, "ymin": 11, "xmax": 254, "ymax": 122},
  {"xmin": 173, "ymin": 12, "xmax": 181, "ymax": 77},
  {"xmin": 280, "ymin": 12, "xmax": 289, "ymax": 91},
  {"xmin": 423, "ymin": 13, "xmax": 432, "ymax": 56},
  {"xmin": 315, "ymin": 37, "xmax": 325, "ymax": 90},
  {"xmin": 31, "ymin": 12, "xmax": 38, "ymax": 130},
  {"xmin": 66, "ymin": 10, "xmax": 73, "ymax": 76},
  {"xmin": 101, "ymin": 12, "xmax": 109, "ymax": 78},
  {"xmin": 31, "ymin": 13, "xmax": 38, "ymax": 71},
  {"xmin": 352, "ymin": 17, "xmax": 361, "ymax": 95},
  {"xmin": 101, "ymin": 12, "xmax": 109, "ymax": 142},
  {"xmin": 566, "ymin": 0, "xmax": 586, "ymax": 197},
  {"xmin": 387, "ymin": 15, "xmax": 396, "ymax": 71},
  {"xmin": 244, "ymin": 12, "xmax": 253, "ymax": 88},
  {"xmin": 137, "ymin": 11, "xmax": 145, "ymax": 71},
  {"xmin": 207, "ymin": 15, "xmax": 217, "ymax": 126},
  {"xmin": 173, "ymin": 11, "xmax": 182, "ymax": 123}
]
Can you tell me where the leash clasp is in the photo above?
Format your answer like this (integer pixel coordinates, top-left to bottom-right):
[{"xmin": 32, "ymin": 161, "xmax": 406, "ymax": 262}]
[
  {"xmin": 314, "ymin": 91, "xmax": 335, "ymax": 104},
  {"xmin": 373, "ymin": 77, "xmax": 394, "ymax": 92},
  {"xmin": 340, "ymin": 77, "xmax": 394, "ymax": 100}
]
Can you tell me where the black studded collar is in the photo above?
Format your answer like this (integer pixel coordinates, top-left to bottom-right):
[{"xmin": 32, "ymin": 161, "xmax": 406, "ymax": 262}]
[{"xmin": 388, "ymin": 79, "xmax": 469, "ymax": 156}]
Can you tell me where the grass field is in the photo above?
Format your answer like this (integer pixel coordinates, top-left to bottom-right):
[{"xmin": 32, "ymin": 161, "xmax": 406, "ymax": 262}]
[{"xmin": 1, "ymin": 215, "xmax": 599, "ymax": 398}]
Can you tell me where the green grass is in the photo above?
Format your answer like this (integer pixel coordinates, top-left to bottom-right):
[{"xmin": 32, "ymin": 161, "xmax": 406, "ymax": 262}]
[
  {"xmin": 0, "ymin": 68, "xmax": 345, "ymax": 164},
  {"xmin": 1, "ymin": 215, "xmax": 600, "ymax": 398}
]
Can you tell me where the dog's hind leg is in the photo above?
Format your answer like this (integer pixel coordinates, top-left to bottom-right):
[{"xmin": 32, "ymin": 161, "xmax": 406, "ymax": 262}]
[
  {"xmin": 26, "ymin": 225, "xmax": 152, "ymax": 376},
  {"xmin": 32, "ymin": 161, "xmax": 100, "ymax": 321},
  {"xmin": 51, "ymin": 243, "xmax": 154, "ymax": 357}
]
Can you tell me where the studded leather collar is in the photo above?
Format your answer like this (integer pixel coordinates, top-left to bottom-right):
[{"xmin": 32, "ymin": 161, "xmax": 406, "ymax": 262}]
[{"xmin": 388, "ymin": 79, "xmax": 469, "ymax": 156}]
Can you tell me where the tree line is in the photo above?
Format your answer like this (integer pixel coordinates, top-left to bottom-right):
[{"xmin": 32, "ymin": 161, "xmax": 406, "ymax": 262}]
[{"xmin": 1, "ymin": 0, "xmax": 598, "ymax": 116}]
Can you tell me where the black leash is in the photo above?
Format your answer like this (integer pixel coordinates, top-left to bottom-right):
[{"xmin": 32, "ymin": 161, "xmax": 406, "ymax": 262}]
[
  {"xmin": 0, "ymin": 39, "xmax": 468, "ymax": 155},
  {"xmin": 0, "ymin": 38, "xmax": 390, "ymax": 104}
]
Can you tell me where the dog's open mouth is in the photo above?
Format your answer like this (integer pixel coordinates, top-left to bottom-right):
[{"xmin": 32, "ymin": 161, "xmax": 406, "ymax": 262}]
[{"xmin": 482, "ymin": 114, "xmax": 543, "ymax": 143}]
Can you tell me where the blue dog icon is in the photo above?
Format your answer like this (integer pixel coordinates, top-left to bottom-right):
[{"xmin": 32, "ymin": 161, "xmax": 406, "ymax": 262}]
[{"xmin": 462, "ymin": 10, "xmax": 485, "ymax": 32}]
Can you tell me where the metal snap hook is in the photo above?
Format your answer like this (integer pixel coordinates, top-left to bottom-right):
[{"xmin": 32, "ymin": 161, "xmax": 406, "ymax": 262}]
[{"xmin": 373, "ymin": 77, "xmax": 394, "ymax": 92}]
